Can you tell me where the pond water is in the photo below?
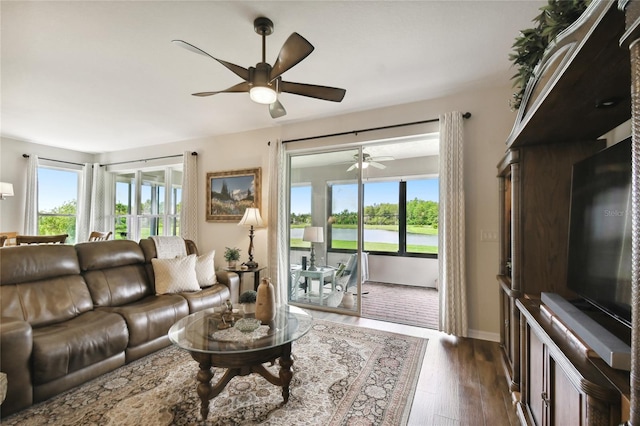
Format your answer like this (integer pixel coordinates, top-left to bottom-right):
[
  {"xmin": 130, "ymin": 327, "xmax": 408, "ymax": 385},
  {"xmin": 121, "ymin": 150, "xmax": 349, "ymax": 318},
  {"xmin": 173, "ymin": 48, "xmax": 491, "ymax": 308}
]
[{"xmin": 291, "ymin": 227, "xmax": 438, "ymax": 247}]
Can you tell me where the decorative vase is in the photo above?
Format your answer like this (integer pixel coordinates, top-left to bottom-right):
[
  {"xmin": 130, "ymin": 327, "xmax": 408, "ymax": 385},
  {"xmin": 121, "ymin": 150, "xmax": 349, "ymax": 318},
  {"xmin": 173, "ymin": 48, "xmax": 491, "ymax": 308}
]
[
  {"xmin": 228, "ymin": 260, "xmax": 237, "ymax": 269},
  {"xmin": 342, "ymin": 291, "xmax": 355, "ymax": 309},
  {"xmin": 255, "ymin": 278, "xmax": 276, "ymax": 324}
]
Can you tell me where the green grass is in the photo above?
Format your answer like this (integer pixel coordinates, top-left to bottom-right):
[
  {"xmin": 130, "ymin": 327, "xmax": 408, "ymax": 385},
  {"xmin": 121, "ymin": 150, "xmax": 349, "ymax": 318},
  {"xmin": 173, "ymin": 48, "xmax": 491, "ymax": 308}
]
[
  {"xmin": 290, "ymin": 224, "xmax": 438, "ymax": 254},
  {"xmin": 290, "ymin": 238, "xmax": 437, "ymax": 254}
]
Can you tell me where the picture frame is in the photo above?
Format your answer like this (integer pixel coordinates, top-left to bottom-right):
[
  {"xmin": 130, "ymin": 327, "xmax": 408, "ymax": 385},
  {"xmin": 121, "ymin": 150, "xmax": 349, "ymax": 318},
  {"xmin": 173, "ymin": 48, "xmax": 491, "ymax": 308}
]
[{"xmin": 206, "ymin": 167, "xmax": 261, "ymax": 222}]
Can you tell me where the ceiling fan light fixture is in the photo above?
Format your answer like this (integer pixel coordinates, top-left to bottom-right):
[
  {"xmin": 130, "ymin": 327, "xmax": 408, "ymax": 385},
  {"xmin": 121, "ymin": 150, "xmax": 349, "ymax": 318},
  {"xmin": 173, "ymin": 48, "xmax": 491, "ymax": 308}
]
[
  {"xmin": 250, "ymin": 85, "xmax": 277, "ymax": 104},
  {"xmin": 175, "ymin": 16, "xmax": 345, "ymax": 118}
]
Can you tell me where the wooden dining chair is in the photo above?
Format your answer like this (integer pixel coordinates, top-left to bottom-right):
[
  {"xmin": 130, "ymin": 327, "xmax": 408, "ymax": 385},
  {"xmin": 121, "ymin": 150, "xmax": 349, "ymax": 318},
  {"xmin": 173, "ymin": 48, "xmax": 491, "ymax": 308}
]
[
  {"xmin": 0, "ymin": 232, "xmax": 17, "ymax": 246},
  {"xmin": 88, "ymin": 231, "xmax": 112, "ymax": 241},
  {"xmin": 16, "ymin": 234, "xmax": 68, "ymax": 245}
]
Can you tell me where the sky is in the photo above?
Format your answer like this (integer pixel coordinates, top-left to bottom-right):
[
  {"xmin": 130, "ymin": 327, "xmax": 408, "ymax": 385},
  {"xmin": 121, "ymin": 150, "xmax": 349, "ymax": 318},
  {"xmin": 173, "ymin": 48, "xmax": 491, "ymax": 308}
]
[
  {"xmin": 290, "ymin": 178, "xmax": 438, "ymax": 215},
  {"xmin": 38, "ymin": 168, "xmax": 79, "ymax": 211},
  {"xmin": 39, "ymin": 168, "xmax": 437, "ymax": 215}
]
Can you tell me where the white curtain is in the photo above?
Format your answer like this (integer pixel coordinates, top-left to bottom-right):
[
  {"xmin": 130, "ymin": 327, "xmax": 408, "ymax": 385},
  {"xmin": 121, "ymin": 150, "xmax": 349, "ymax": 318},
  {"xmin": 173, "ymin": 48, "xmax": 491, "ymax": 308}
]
[
  {"xmin": 180, "ymin": 151, "xmax": 198, "ymax": 242},
  {"xmin": 90, "ymin": 163, "xmax": 109, "ymax": 233},
  {"xmin": 24, "ymin": 154, "xmax": 39, "ymax": 234},
  {"xmin": 77, "ymin": 163, "xmax": 109, "ymax": 242},
  {"xmin": 267, "ymin": 139, "xmax": 288, "ymax": 306},
  {"xmin": 438, "ymin": 111, "xmax": 468, "ymax": 337},
  {"xmin": 76, "ymin": 163, "xmax": 93, "ymax": 242}
]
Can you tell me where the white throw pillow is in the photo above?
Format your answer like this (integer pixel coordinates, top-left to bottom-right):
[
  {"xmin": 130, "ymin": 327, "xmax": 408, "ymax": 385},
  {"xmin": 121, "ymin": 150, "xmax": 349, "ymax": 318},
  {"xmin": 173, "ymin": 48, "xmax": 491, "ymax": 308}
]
[
  {"xmin": 195, "ymin": 250, "xmax": 217, "ymax": 288},
  {"xmin": 152, "ymin": 254, "xmax": 200, "ymax": 294}
]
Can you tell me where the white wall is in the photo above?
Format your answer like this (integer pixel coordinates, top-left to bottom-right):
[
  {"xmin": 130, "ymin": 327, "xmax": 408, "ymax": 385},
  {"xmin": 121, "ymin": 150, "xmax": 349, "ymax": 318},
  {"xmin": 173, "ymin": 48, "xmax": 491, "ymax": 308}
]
[
  {"xmin": 368, "ymin": 255, "xmax": 438, "ymax": 288},
  {"xmin": 0, "ymin": 83, "xmax": 517, "ymax": 340}
]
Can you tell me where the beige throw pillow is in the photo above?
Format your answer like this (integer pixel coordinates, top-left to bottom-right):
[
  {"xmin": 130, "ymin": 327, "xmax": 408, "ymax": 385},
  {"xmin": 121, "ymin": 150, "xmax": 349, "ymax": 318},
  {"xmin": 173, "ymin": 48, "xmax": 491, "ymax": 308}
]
[
  {"xmin": 152, "ymin": 254, "xmax": 200, "ymax": 294},
  {"xmin": 195, "ymin": 250, "xmax": 217, "ymax": 288}
]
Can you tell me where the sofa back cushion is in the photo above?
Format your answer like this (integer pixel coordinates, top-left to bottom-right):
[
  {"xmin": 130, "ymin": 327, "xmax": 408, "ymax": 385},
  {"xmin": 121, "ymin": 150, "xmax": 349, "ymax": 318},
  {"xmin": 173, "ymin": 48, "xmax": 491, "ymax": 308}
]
[
  {"xmin": 0, "ymin": 245, "xmax": 93, "ymax": 327},
  {"xmin": 75, "ymin": 240, "xmax": 151, "ymax": 307}
]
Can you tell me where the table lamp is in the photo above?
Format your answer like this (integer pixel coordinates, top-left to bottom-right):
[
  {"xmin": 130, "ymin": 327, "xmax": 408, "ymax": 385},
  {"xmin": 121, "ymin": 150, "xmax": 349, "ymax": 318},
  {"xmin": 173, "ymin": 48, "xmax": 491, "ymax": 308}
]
[
  {"xmin": 302, "ymin": 226, "xmax": 324, "ymax": 271},
  {"xmin": 0, "ymin": 182, "xmax": 14, "ymax": 200},
  {"xmin": 238, "ymin": 207, "xmax": 264, "ymax": 268}
]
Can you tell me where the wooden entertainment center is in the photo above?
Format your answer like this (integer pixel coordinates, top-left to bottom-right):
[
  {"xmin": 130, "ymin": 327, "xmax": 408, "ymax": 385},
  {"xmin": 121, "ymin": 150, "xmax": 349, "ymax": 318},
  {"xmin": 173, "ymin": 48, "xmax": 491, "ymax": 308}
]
[{"xmin": 497, "ymin": 1, "xmax": 639, "ymax": 424}]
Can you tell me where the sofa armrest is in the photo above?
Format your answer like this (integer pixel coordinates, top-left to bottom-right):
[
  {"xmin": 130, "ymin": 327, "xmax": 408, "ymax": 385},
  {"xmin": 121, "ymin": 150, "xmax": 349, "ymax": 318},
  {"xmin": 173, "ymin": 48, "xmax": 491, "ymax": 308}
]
[
  {"xmin": 215, "ymin": 271, "xmax": 240, "ymax": 305},
  {"xmin": 0, "ymin": 317, "xmax": 33, "ymax": 417}
]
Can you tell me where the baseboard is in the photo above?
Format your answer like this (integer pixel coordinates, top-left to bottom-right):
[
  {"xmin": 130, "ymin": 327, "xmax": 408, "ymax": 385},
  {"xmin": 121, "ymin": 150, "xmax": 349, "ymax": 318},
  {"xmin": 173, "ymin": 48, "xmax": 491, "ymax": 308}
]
[{"xmin": 468, "ymin": 328, "xmax": 500, "ymax": 342}]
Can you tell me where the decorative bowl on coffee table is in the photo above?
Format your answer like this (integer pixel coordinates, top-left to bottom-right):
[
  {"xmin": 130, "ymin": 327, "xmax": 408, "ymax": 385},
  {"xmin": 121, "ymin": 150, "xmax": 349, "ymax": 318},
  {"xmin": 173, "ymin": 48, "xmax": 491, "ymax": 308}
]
[{"xmin": 234, "ymin": 318, "xmax": 261, "ymax": 333}]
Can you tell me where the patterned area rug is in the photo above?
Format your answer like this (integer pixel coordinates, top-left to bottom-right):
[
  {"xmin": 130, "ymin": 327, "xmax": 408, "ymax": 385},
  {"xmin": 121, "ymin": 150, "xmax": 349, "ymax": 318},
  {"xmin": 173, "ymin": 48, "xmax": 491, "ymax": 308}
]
[{"xmin": 4, "ymin": 319, "xmax": 428, "ymax": 426}]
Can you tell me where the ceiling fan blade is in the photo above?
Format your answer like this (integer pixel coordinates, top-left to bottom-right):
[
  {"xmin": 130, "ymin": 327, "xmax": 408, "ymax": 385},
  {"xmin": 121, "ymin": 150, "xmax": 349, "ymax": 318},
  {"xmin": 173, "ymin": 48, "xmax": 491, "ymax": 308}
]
[
  {"xmin": 269, "ymin": 99, "xmax": 287, "ymax": 118},
  {"xmin": 346, "ymin": 163, "xmax": 357, "ymax": 172},
  {"xmin": 270, "ymin": 33, "xmax": 315, "ymax": 81},
  {"xmin": 280, "ymin": 81, "xmax": 346, "ymax": 102},
  {"xmin": 370, "ymin": 156, "xmax": 395, "ymax": 162},
  {"xmin": 172, "ymin": 39, "xmax": 250, "ymax": 81},
  {"xmin": 369, "ymin": 161, "xmax": 387, "ymax": 169},
  {"xmin": 192, "ymin": 82, "xmax": 250, "ymax": 97}
]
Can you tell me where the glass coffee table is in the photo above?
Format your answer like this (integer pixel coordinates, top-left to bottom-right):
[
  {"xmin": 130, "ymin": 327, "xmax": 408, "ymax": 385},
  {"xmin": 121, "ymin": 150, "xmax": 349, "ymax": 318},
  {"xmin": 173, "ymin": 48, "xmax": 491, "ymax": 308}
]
[{"xmin": 168, "ymin": 305, "xmax": 313, "ymax": 420}]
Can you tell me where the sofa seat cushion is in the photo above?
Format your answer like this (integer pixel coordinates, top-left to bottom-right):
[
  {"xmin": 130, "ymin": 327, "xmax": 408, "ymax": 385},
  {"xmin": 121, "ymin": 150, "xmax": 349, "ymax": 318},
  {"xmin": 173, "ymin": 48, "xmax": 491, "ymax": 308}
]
[
  {"xmin": 99, "ymin": 294, "xmax": 188, "ymax": 347},
  {"xmin": 32, "ymin": 310, "xmax": 128, "ymax": 385},
  {"xmin": 179, "ymin": 283, "xmax": 231, "ymax": 313}
]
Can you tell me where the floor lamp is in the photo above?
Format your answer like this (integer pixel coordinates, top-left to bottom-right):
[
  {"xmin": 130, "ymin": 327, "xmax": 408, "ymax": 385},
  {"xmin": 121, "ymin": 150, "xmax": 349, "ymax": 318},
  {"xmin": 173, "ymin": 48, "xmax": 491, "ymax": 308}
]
[
  {"xmin": 302, "ymin": 226, "xmax": 324, "ymax": 271},
  {"xmin": 238, "ymin": 207, "xmax": 264, "ymax": 268}
]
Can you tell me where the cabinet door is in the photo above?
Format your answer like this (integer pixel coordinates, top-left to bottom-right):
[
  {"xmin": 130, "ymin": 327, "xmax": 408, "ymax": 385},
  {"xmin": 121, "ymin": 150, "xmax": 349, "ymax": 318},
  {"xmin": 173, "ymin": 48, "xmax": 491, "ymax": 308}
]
[
  {"xmin": 549, "ymin": 357, "xmax": 582, "ymax": 425},
  {"xmin": 528, "ymin": 329, "xmax": 546, "ymax": 426},
  {"xmin": 501, "ymin": 287, "xmax": 511, "ymax": 359}
]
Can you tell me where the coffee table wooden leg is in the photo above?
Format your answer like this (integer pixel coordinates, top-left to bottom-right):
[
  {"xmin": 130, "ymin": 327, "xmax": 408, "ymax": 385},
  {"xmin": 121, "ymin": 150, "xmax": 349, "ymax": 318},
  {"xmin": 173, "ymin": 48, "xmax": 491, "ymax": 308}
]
[
  {"xmin": 278, "ymin": 344, "xmax": 293, "ymax": 403},
  {"xmin": 193, "ymin": 354, "xmax": 240, "ymax": 420},
  {"xmin": 195, "ymin": 359, "xmax": 214, "ymax": 420}
]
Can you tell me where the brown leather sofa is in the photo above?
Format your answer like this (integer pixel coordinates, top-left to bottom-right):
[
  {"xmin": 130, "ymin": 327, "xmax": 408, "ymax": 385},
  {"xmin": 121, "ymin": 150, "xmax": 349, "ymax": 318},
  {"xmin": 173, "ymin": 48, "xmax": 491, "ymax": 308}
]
[{"xmin": 0, "ymin": 238, "xmax": 239, "ymax": 417}]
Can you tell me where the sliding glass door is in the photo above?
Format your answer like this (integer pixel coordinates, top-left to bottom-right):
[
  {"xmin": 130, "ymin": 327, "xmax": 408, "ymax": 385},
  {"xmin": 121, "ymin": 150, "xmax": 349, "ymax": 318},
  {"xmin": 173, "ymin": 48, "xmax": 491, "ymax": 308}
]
[
  {"xmin": 286, "ymin": 133, "xmax": 439, "ymax": 315},
  {"xmin": 288, "ymin": 148, "xmax": 362, "ymax": 313}
]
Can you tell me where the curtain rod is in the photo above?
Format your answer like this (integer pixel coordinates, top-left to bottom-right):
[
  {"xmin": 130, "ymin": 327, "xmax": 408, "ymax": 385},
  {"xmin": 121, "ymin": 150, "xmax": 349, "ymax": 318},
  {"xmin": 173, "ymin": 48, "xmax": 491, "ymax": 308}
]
[
  {"xmin": 283, "ymin": 112, "xmax": 471, "ymax": 144},
  {"xmin": 101, "ymin": 152, "xmax": 197, "ymax": 167},
  {"xmin": 23, "ymin": 152, "xmax": 198, "ymax": 167},
  {"xmin": 22, "ymin": 154, "xmax": 84, "ymax": 167}
]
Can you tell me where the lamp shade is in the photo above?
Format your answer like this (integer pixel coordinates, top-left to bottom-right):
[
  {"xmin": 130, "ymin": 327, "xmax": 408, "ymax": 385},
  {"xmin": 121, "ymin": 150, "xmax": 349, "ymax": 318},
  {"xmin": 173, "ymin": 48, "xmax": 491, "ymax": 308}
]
[
  {"xmin": 302, "ymin": 226, "xmax": 324, "ymax": 243},
  {"xmin": 0, "ymin": 182, "xmax": 14, "ymax": 198},
  {"xmin": 238, "ymin": 207, "xmax": 264, "ymax": 227}
]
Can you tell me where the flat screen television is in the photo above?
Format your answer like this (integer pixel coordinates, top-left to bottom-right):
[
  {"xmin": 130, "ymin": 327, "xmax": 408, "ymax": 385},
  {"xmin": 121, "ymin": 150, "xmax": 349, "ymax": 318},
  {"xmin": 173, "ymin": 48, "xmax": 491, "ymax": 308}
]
[{"xmin": 566, "ymin": 137, "xmax": 632, "ymax": 328}]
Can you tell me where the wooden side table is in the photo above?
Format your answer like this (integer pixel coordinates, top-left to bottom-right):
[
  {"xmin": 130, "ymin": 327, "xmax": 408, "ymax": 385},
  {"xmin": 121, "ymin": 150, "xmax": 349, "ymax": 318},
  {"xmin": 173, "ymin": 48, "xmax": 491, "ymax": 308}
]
[{"xmin": 224, "ymin": 266, "xmax": 266, "ymax": 291}]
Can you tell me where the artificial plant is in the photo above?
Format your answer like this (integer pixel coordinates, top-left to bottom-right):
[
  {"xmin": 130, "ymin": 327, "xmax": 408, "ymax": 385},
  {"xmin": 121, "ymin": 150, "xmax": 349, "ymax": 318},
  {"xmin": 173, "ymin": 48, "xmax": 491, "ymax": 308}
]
[{"xmin": 509, "ymin": 0, "xmax": 591, "ymax": 110}]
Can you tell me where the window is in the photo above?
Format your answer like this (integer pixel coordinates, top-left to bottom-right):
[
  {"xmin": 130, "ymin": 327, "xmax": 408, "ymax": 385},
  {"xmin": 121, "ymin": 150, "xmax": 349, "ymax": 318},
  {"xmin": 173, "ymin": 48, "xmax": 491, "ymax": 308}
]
[
  {"xmin": 364, "ymin": 181, "xmax": 399, "ymax": 252},
  {"xmin": 405, "ymin": 178, "xmax": 438, "ymax": 254},
  {"xmin": 329, "ymin": 178, "xmax": 438, "ymax": 256},
  {"xmin": 115, "ymin": 173, "xmax": 136, "ymax": 240},
  {"xmin": 37, "ymin": 167, "xmax": 80, "ymax": 243},
  {"xmin": 290, "ymin": 184, "xmax": 311, "ymax": 248},
  {"xmin": 329, "ymin": 183, "xmax": 358, "ymax": 250},
  {"xmin": 113, "ymin": 167, "xmax": 182, "ymax": 241}
]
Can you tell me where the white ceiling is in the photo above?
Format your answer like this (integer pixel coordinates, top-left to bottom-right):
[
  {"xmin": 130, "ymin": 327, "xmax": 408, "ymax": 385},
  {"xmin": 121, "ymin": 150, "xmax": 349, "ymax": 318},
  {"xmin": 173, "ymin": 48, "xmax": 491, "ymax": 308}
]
[{"xmin": 1, "ymin": 1, "xmax": 545, "ymax": 154}]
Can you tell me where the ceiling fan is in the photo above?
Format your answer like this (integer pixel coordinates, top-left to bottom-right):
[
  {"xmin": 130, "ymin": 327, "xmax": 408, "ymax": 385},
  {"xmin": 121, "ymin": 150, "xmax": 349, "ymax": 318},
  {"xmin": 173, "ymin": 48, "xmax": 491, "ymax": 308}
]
[
  {"xmin": 173, "ymin": 17, "xmax": 346, "ymax": 119},
  {"xmin": 346, "ymin": 153, "xmax": 394, "ymax": 172}
]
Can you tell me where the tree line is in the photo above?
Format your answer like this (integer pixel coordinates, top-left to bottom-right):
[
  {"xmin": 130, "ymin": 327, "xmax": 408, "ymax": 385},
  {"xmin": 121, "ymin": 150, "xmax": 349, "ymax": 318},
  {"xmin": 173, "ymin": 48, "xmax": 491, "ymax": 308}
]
[{"xmin": 290, "ymin": 199, "xmax": 438, "ymax": 228}]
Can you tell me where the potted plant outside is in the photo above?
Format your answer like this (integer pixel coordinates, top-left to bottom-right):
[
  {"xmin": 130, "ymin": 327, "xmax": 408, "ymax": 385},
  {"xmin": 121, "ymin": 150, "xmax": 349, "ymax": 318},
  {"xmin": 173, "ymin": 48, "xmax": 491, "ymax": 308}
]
[
  {"xmin": 224, "ymin": 247, "xmax": 241, "ymax": 269},
  {"xmin": 239, "ymin": 290, "xmax": 257, "ymax": 315}
]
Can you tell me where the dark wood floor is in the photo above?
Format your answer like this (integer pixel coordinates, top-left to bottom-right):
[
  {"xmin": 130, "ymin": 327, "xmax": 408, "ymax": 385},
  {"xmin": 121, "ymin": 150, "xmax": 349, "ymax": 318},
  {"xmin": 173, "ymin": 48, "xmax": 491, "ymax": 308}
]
[{"xmin": 311, "ymin": 311, "xmax": 518, "ymax": 426}]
